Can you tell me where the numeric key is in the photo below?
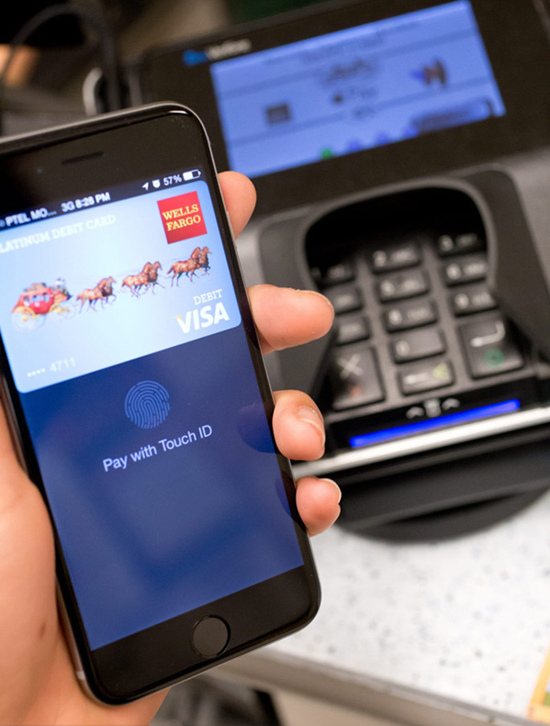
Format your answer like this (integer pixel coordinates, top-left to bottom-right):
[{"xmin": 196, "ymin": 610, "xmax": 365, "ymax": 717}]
[
  {"xmin": 450, "ymin": 283, "xmax": 496, "ymax": 316},
  {"xmin": 325, "ymin": 285, "xmax": 363, "ymax": 314},
  {"xmin": 391, "ymin": 328, "xmax": 445, "ymax": 363},
  {"xmin": 377, "ymin": 269, "xmax": 429, "ymax": 302},
  {"xmin": 437, "ymin": 232, "xmax": 483, "ymax": 257},
  {"xmin": 383, "ymin": 299, "xmax": 437, "ymax": 332},
  {"xmin": 370, "ymin": 241, "xmax": 421, "ymax": 273},
  {"xmin": 443, "ymin": 255, "xmax": 488, "ymax": 286}
]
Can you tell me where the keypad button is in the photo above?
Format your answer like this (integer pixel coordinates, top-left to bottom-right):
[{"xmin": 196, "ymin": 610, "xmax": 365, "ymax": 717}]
[
  {"xmin": 377, "ymin": 269, "xmax": 429, "ymax": 302},
  {"xmin": 370, "ymin": 242, "xmax": 421, "ymax": 273},
  {"xmin": 383, "ymin": 299, "xmax": 437, "ymax": 332},
  {"xmin": 398, "ymin": 359, "xmax": 455, "ymax": 395},
  {"xmin": 325, "ymin": 285, "xmax": 363, "ymax": 314},
  {"xmin": 437, "ymin": 232, "xmax": 484, "ymax": 257},
  {"xmin": 450, "ymin": 283, "xmax": 497, "ymax": 316},
  {"xmin": 391, "ymin": 328, "xmax": 445, "ymax": 363},
  {"xmin": 459, "ymin": 316, "xmax": 524, "ymax": 378},
  {"xmin": 330, "ymin": 346, "xmax": 385, "ymax": 410},
  {"xmin": 443, "ymin": 254, "xmax": 488, "ymax": 286},
  {"xmin": 336, "ymin": 314, "xmax": 370, "ymax": 345},
  {"xmin": 319, "ymin": 261, "xmax": 355, "ymax": 287}
]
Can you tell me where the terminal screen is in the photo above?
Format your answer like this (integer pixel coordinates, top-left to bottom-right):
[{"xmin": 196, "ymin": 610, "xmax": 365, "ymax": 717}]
[{"xmin": 210, "ymin": 0, "xmax": 506, "ymax": 178}]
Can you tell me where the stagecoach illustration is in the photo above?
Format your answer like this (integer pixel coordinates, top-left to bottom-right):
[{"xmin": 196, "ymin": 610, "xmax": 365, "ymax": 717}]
[
  {"xmin": 10, "ymin": 246, "xmax": 215, "ymax": 331},
  {"xmin": 12, "ymin": 280, "xmax": 73, "ymax": 330}
]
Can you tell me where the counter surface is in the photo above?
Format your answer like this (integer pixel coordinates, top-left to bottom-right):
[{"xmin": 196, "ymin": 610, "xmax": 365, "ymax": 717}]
[{"xmin": 220, "ymin": 490, "xmax": 550, "ymax": 725}]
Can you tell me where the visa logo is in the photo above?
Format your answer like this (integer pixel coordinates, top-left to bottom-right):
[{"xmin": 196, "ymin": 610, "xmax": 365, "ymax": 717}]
[{"xmin": 175, "ymin": 302, "xmax": 229, "ymax": 333}]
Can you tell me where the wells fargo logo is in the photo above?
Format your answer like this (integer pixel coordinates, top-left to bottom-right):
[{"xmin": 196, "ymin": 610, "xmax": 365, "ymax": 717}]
[{"xmin": 157, "ymin": 191, "xmax": 207, "ymax": 244}]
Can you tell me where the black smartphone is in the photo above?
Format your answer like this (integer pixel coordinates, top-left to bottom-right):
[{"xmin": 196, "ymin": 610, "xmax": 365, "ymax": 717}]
[{"xmin": 0, "ymin": 103, "xmax": 319, "ymax": 704}]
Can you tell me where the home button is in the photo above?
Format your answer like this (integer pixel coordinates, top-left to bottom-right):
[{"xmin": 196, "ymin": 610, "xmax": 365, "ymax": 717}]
[{"xmin": 191, "ymin": 616, "xmax": 230, "ymax": 658}]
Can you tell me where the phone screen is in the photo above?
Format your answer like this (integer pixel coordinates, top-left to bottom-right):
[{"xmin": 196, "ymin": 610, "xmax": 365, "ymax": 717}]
[{"xmin": 0, "ymin": 125, "xmax": 305, "ymax": 657}]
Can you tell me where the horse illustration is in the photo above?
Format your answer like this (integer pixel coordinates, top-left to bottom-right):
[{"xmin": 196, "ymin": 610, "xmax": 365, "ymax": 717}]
[
  {"xmin": 141, "ymin": 261, "xmax": 163, "ymax": 291},
  {"xmin": 191, "ymin": 246, "xmax": 212, "ymax": 274},
  {"xmin": 168, "ymin": 258, "xmax": 200, "ymax": 285},
  {"xmin": 76, "ymin": 277, "xmax": 116, "ymax": 311},
  {"xmin": 96, "ymin": 276, "xmax": 116, "ymax": 302},
  {"xmin": 122, "ymin": 271, "xmax": 150, "ymax": 296},
  {"xmin": 76, "ymin": 287, "xmax": 104, "ymax": 310}
]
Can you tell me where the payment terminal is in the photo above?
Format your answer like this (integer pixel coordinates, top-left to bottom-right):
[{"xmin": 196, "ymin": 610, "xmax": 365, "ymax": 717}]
[{"xmin": 126, "ymin": 0, "xmax": 550, "ymax": 538}]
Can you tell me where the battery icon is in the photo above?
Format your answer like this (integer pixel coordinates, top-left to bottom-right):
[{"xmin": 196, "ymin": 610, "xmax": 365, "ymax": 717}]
[{"xmin": 182, "ymin": 169, "xmax": 201, "ymax": 181}]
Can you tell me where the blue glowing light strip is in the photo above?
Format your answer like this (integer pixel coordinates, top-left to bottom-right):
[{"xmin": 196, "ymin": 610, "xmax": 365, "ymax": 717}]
[{"xmin": 349, "ymin": 399, "xmax": 521, "ymax": 449}]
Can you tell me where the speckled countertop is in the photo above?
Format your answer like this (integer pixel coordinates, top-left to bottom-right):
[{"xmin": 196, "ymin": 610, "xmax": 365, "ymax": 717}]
[{"xmin": 220, "ymin": 489, "xmax": 550, "ymax": 724}]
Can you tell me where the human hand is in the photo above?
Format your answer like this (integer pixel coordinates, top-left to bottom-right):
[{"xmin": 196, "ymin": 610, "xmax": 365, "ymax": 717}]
[
  {"xmin": 0, "ymin": 171, "xmax": 339, "ymax": 725},
  {"xmin": 220, "ymin": 172, "xmax": 340, "ymax": 537}
]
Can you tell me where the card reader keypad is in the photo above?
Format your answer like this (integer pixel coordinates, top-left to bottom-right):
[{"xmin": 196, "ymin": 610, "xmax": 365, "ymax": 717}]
[{"xmin": 312, "ymin": 229, "xmax": 527, "ymax": 423}]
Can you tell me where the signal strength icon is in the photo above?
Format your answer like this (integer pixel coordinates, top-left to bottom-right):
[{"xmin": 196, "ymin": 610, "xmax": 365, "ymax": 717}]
[{"xmin": 142, "ymin": 182, "xmax": 150, "ymax": 191}]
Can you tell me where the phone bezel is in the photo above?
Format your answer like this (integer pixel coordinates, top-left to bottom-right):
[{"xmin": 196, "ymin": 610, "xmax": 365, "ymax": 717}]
[{"xmin": 0, "ymin": 104, "xmax": 320, "ymax": 703}]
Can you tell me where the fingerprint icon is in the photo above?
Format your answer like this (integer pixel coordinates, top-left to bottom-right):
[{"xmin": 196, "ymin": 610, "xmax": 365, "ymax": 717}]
[{"xmin": 124, "ymin": 381, "xmax": 170, "ymax": 429}]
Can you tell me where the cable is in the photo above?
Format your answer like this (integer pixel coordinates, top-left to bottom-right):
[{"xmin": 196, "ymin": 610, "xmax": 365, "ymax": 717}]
[{"xmin": 0, "ymin": 2, "xmax": 123, "ymax": 135}]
